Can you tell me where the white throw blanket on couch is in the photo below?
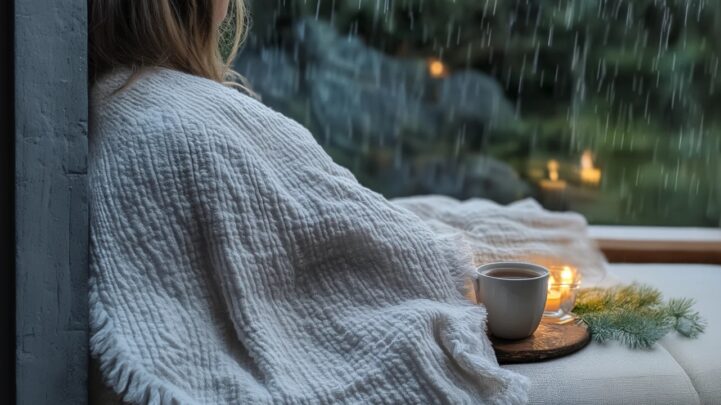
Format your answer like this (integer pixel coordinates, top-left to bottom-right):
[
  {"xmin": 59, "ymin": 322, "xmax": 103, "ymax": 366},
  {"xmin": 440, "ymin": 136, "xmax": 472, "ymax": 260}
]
[
  {"xmin": 90, "ymin": 68, "xmax": 605, "ymax": 404},
  {"xmin": 393, "ymin": 196, "xmax": 608, "ymax": 286}
]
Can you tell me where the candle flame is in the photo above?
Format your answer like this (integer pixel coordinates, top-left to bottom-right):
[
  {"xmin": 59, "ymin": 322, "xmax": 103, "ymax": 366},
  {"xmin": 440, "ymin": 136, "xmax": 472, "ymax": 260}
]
[
  {"xmin": 428, "ymin": 59, "xmax": 447, "ymax": 78},
  {"xmin": 581, "ymin": 150, "xmax": 595, "ymax": 170},
  {"xmin": 580, "ymin": 150, "xmax": 602, "ymax": 186},
  {"xmin": 561, "ymin": 266, "xmax": 574, "ymax": 283},
  {"xmin": 547, "ymin": 160, "xmax": 560, "ymax": 181}
]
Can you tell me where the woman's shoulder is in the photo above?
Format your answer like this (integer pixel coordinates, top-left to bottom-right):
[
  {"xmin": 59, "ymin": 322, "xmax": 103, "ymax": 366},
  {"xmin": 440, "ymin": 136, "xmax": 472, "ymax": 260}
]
[
  {"xmin": 90, "ymin": 67, "xmax": 320, "ymax": 161},
  {"xmin": 91, "ymin": 67, "xmax": 280, "ymax": 135}
]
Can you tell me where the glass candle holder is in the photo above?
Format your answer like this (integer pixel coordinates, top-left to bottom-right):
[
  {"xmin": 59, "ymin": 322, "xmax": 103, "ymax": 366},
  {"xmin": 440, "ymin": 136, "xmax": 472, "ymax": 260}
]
[{"xmin": 544, "ymin": 266, "xmax": 581, "ymax": 322}]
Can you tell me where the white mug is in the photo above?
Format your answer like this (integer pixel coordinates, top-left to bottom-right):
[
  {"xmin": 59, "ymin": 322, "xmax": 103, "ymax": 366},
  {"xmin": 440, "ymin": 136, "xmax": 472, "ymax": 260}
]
[{"xmin": 475, "ymin": 262, "xmax": 549, "ymax": 340}]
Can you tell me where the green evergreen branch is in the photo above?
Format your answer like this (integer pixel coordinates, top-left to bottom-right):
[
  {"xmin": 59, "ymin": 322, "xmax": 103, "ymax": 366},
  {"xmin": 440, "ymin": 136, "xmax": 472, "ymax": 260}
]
[
  {"xmin": 574, "ymin": 284, "xmax": 705, "ymax": 349},
  {"xmin": 666, "ymin": 298, "xmax": 707, "ymax": 338}
]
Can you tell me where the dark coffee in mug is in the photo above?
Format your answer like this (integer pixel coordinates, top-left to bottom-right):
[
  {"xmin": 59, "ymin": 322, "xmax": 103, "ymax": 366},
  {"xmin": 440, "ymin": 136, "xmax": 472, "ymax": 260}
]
[{"xmin": 485, "ymin": 269, "xmax": 540, "ymax": 280}]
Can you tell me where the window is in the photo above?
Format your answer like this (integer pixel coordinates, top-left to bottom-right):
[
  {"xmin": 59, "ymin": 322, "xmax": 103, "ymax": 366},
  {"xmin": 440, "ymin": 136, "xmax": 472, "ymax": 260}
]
[{"xmin": 236, "ymin": 0, "xmax": 721, "ymax": 227}]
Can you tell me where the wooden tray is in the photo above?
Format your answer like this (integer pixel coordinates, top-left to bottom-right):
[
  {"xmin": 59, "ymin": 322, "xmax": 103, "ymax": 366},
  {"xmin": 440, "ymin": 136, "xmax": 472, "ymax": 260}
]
[{"xmin": 490, "ymin": 318, "xmax": 591, "ymax": 364}]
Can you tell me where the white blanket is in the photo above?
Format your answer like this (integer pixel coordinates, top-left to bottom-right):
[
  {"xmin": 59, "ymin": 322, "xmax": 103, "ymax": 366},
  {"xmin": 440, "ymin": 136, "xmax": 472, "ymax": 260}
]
[
  {"xmin": 90, "ymin": 68, "xmax": 604, "ymax": 404},
  {"xmin": 393, "ymin": 196, "xmax": 608, "ymax": 287}
]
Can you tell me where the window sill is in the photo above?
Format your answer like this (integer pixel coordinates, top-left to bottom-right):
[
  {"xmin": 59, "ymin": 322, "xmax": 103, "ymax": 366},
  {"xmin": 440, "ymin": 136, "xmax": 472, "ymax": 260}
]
[{"xmin": 589, "ymin": 226, "xmax": 721, "ymax": 264}]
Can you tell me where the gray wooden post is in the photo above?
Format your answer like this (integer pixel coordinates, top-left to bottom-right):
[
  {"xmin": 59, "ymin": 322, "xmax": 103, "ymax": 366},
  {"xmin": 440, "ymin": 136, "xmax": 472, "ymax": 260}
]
[
  {"xmin": 2, "ymin": 0, "xmax": 16, "ymax": 400},
  {"xmin": 14, "ymin": 0, "xmax": 89, "ymax": 403}
]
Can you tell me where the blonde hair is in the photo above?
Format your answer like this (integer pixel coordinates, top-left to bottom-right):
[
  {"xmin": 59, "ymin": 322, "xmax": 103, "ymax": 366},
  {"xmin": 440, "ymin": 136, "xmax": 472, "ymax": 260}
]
[{"xmin": 89, "ymin": 0, "xmax": 248, "ymax": 87}]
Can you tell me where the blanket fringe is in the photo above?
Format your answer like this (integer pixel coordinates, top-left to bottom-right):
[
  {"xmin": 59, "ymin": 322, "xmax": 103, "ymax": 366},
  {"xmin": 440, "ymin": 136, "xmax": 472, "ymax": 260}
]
[
  {"xmin": 442, "ymin": 306, "xmax": 531, "ymax": 405},
  {"xmin": 90, "ymin": 285, "xmax": 194, "ymax": 405},
  {"xmin": 434, "ymin": 231, "xmax": 531, "ymax": 404}
]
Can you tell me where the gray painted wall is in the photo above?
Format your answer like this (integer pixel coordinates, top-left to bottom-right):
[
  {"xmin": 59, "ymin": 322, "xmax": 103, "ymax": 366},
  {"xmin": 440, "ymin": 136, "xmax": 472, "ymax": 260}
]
[{"xmin": 14, "ymin": 0, "xmax": 89, "ymax": 403}]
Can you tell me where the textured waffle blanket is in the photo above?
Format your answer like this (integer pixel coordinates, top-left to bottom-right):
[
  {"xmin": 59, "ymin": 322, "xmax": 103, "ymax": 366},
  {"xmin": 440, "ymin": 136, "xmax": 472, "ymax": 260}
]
[{"xmin": 90, "ymin": 68, "xmax": 604, "ymax": 404}]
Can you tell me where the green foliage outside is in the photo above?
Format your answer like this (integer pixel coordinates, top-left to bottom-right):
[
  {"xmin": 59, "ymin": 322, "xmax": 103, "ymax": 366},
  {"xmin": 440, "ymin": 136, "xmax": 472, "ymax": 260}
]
[{"xmin": 244, "ymin": 0, "xmax": 721, "ymax": 226}]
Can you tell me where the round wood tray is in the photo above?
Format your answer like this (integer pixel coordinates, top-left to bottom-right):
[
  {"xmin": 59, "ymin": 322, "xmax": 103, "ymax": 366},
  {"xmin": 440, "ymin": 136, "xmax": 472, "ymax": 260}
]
[{"xmin": 490, "ymin": 318, "xmax": 591, "ymax": 364}]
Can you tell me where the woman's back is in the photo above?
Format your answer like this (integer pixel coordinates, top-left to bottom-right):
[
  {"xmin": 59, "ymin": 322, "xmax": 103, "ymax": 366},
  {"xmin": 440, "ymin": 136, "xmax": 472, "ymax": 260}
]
[{"xmin": 89, "ymin": 67, "xmax": 528, "ymax": 404}]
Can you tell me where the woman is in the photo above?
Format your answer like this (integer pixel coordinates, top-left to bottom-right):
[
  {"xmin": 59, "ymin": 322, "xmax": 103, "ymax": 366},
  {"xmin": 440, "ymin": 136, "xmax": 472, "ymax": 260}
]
[{"xmin": 88, "ymin": 0, "xmax": 531, "ymax": 403}]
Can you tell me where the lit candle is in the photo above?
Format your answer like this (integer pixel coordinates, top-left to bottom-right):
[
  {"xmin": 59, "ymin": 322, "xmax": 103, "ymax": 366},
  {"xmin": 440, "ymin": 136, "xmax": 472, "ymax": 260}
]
[
  {"xmin": 539, "ymin": 160, "xmax": 568, "ymax": 211},
  {"xmin": 545, "ymin": 266, "xmax": 580, "ymax": 318},
  {"xmin": 580, "ymin": 150, "xmax": 602, "ymax": 187},
  {"xmin": 540, "ymin": 160, "xmax": 567, "ymax": 191},
  {"xmin": 559, "ymin": 266, "xmax": 574, "ymax": 303},
  {"xmin": 545, "ymin": 275, "xmax": 562, "ymax": 312}
]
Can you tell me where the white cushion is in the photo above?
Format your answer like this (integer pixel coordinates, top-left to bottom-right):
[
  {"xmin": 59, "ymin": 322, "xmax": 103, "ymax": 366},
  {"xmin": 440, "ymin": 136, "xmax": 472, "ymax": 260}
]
[
  {"xmin": 504, "ymin": 339, "xmax": 699, "ymax": 404},
  {"xmin": 610, "ymin": 264, "xmax": 721, "ymax": 405},
  {"xmin": 504, "ymin": 264, "xmax": 721, "ymax": 405}
]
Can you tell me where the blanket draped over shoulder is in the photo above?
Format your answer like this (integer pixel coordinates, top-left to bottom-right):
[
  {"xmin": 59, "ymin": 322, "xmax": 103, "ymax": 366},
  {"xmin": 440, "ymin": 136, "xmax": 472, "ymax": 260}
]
[{"xmin": 90, "ymin": 68, "xmax": 605, "ymax": 404}]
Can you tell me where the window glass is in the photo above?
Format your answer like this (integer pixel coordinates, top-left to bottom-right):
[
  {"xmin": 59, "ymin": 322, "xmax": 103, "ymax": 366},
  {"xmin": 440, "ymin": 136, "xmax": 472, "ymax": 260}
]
[{"xmin": 236, "ymin": 0, "xmax": 721, "ymax": 227}]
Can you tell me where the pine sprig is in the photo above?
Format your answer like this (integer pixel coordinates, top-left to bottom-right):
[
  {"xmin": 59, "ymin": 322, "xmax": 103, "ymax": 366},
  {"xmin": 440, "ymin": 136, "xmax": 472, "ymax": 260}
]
[
  {"xmin": 574, "ymin": 284, "xmax": 705, "ymax": 349},
  {"xmin": 666, "ymin": 298, "xmax": 707, "ymax": 338}
]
